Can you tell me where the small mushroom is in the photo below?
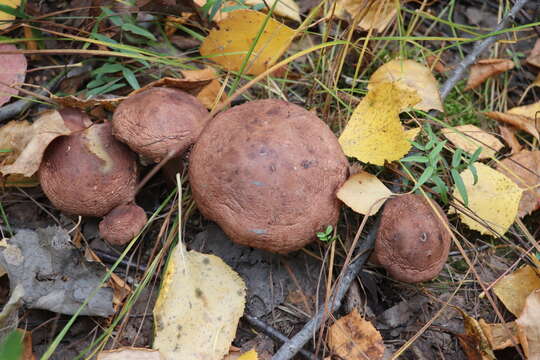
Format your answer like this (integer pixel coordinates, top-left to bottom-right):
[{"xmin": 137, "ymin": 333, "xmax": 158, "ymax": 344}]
[
  {"xmin": 99, "ymin": 203, "xmax": 147, "ymax": 245},
  {"xmin": 112, "ymin": 87, "xmax": 209, "ymax": 162},
  {"xmin": 373, "ymin": 194, "xmax": 451, "ymax": 283},
  {"xmin": 189, "ymin": 99, "xmax": 349, "ymax": 253}
]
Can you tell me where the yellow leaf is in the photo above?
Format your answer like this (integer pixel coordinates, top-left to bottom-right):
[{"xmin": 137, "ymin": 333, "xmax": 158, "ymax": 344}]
[
  {"xmin": 334, "ymin": 0, "xmax": 399, "ymax": 32},
  {"xmin": 457, "ymin": 313, "xmax": 496, "ymax": 360},
  {"xmin": 153, "ymin": 245, "xmax": 246, "ymax": 360},
  {"xmin": 180, "ymin": 67, "xmax": 226, "ymax": 109},
  {"xmin": 478, "ymin": 319, "xmax": 524, "ymax": 351},
  {"xmin": 0, "ymin": 0, "xmax": 19, "ymax": 30},
  {"xmin": 97, "ymin": 347, "xmax": 164, "ymax": 360},
  {"xmin": 194, "ymin": 0, "xmax": 300, "ymax": 22},
  {"xmin": 237, "ymin": 349, "xmax": 258, "ymax": 360},
  {"xmin": 338, "ymin": 82, "xmax": 421, "ymax": 165},
  {"xmin": 368, "ymin": 59, "xmax": 443, "ymax": 111},
  {"xmin": 441, "ymin": 124, "xmax": 504, "ymax": 159},
  {"xmin": 493, "ymin": 265, "xmax": 540, "ymax": 317},
  {"xmin": 328, "ymin": 309, "xmax": 385, "ymax": 360},
  {"xmin": 200, "ymin": 10, "xmax": 295, "ymax": 75},
  {"xmin": 516, "ymin": 289, "xmax": 540, "ymax": 359},
  {"xmin": 451, "ymin": 163, "xmax": 522, "ymax": 236},
  {"xmin": 337, "ymin": 171, "xmax": 394, "ymax": 215}
]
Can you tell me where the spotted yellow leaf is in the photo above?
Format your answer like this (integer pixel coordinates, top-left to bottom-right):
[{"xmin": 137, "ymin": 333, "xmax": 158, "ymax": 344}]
[
  {"xmin": 0, "ymin": 0, "xmax": 19, "ymax": 30},
  {"xmin": 369, "ymin": 59, "xmax": 443, "ymax": 111},
  {"xmin": 338, "ymin": 82, "xmax": 421, "ymax": 165},
  {"xmin": 200, "ymin": 10, "xmax": 295, "ymax": 75},
  {"xmin": 451, "ymin": 163, "xmax": 522, "ymax": 236}
]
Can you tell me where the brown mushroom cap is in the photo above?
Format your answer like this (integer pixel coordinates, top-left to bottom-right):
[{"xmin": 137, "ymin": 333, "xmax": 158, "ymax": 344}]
[
  {"xmin": 111, "ymin": 87, "xmax": 209, "ymax": 162},
  {"xmin": 189, "ymin": 99, "xmax": 349, "ymax": 253},
  {"xmin": 99, "ymin": 204, "xmax": 147, "ymax": 245},
  {"xmin": 39, "ymin": 118, "xmax": 138, "ymax": 217},
  {"xmin": 373, "ymin": 194, "xmax": 451, "ymax": 283}
]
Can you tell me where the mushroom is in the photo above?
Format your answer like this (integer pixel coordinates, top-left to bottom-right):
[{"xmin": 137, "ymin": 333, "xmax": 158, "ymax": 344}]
[
  {"xmin": 99, "ymin": 203, "xmax": 147, "ymax": 245},
  {"xmin": 372, "ymin": 194, "xmax": 451, "ymax": 283},
  {"xmin": 111, "ymin": 87, "xmax": 209, "ymax": 162},
  {"xmin": 189, "ymin": 99, "xmax": 349, "ymax": 253}
]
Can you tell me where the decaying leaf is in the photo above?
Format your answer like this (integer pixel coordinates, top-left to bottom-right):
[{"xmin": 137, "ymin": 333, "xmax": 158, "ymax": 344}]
[
  {"xmin": 526, "ymin": 38, "xmax": 540, "ymax": 68},
  {"xmin": 328, "ymin": 309, "xmax": 385, "ymax": 360},
  {"xmin": 368, "ymin": 59, "xmax": 443, "ymax": 111},
  {"xmin": 194, "ymin": 0, "xmax": 300, "ymax": 22},
  {"xmin": 0, "ymin": 0, "xmax": 19, "ymax": 30},
  {"xmin": 465, "ymin": 59, "xmax": 514, "ymax": 90},
  {"xmin": 516, "ymin": 289, "xmax": 540, "ymax": 359},
  {"xmin": 497, "ymin": 150, "xmax": 540, "ymax": 217},
  {"xmin": 498, "ymin": 126, "xmax": 522, "ymax": 154},
  {"xmin": 493, "ymin": 265, "xmax": 540, "ymax": 317},
  {"xmin": 0, "ymin": 110, "xmax": 71, "ymax": 177},
  {"xmin": 337, "ymin": 171, "xmax": 394, "ymax": 215},
  {"xmin": 426, "ymin": 55, "xmax": 447, "ymax": 73},
  {"xmin": 441, "ymin": 124, "xmax": 504, "ymax": 159},
  {"xmin": 0, "ymin": 43, "xmax": 27, "ymax": 107},
  {"xmin": 479, "ymin": 319, "xmax": 525, "ymax": 351},
  {"xmin": 97, "ymin": 347, "xmax": 164, "ymax": 360},
  {"xmin": 339, "ymin": 82, "xmax": 421, "ymax": 165},
  {"xmin": 153, "ymin": 244, "xmax": 246, "ymax": 360},
  {"xmin": 333, "ymin": 0, "xmax": 399, "ymax": 33},
  {"xmin": 451, "ymin": 163, "xmax": 522, "ymax": 236},
  {"xmin": 456, "ymin": 312, "xmax": 496, "ymax": 360},
  {"xmin": 180, "ymin": 67, "xmax": 226, "ymax": 109},
  {"xmin": 200, "ymin": 10, "xmax": 295, "ymax": 75},
  {"xmin": 0, "ymin": 120, "xmax": 33, "ymax": 165},
  {"xmin": 485, "ymin": 101, "xmax": 540, "ymax": 140}
]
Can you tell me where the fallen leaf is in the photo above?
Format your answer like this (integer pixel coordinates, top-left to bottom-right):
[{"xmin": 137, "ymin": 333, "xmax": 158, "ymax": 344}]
[
  {"xmin": 497, "ymin": 150, "xmax": 540, "ymax": 217},
  {"xmin": 479, "ymin": 319, "xmax": 525, "ymax": 351},
  {"xmin": 485, "ymin": 100, "xmax": 540, "ymax": 140},
  {"xmin": 451, "ymin": 163, "xmax": 522, "ymax": 236},
  {"xmin": 337, "ymin": 171, "xmax": 394, "ymax": 215},
  {"xmin": 465, "ymin": 59, "xmax": 514, "ymax": 90},
  {"xmin": 492, "ymin": 265, "xmax": 540, "ymax": 317},
  {"xmin": 441, "ymin": 124, "xmax": 504, "ymax": 159},
  {"xmin": 334, "ymin": 0, "xmax": 399, "ymax": 32},
  {"xmin": 0, "ymin": 0, "xmax": 19, "ymax": 30},
  {"xmin": 200, "ymin": 10, "xmax": 295, "ymax": 75},
  {"xmin": 456, "ymin": 312, "xmax": 496, "ymax": 360},
  {"xmin": 328, "ymin": 309, "xmax": 385, "ymax": 360},
  {"xmin": 338, "ymin": 82, "xmax": 421, "ymax": 165},
  {"xmin": 20, "ymin": 330, "xmax": 34, "ymax": 360},
  {"xmin": 194, "ymin": 0, "xmax": 300, "ymax": 22},
  {"xmin": 153, "ymin": 244, "xmax": 246, "ymax": 360},
  {"xmin": 368, "ymin": 59, "xmax": 443, "ymax": 111},
  {"xmin": 426, "ymin": 55, "xmax": 447, "ymax": 73},
  {"xmin": 0, "ymin": 120, "xmax": 33, "ymax": 165},
  {"xmin": 0, "ymin": 110, "xmax": 71, "ymax": 177},
  {"xmin": 180, "ymin": 67, "xmax": 226, "ymax": 109},
  {"xmin": 237, "ymin": 349, "xmax": 259, "ymax": 360},
  {"xmin": 97, "ymin": 347, "xmax": 164, "ymax": 360},
  {"xmin": 498, "ymin": 126, "xmax": 522, "ymax": 154},
  {"xmin": 526, "ymin": 38, "xmax": 540, "ymax": 68},
  {"xmin": 516, "ymin": 289, "xmax": 540, "ymax": 359},
  {"xmin": 0, "ymin": 43, "xmax": 27, "ymax": 107}
]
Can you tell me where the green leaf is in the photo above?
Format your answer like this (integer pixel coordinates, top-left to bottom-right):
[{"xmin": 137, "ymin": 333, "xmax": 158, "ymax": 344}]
[
  {"xmin": 469, "ymin": 147, "xmax": 482, "ymax": 164},
  {"xmin": 413, "ymin": 166, "xmax": 434, "ymax": 191},
  {"xmin": 100, "ymin": 7, "xmax": 123, "ymax": 27},
  {"xmin": 431, "ymin": 175, "xmax": 448, "ymax": 203},
  {"xmin": 452, "ymin": 148, "xmax": 463, "ymax": 168},
  {"xmin": 400, "ymin": 155, "xmax": 429, "ymax": 163},
  {"xmin": 469, "ymin": 164, "xmax": 479, "ymax": 185},
  {"xmin": 410, "ymin": 141, "xmax": 426, "ymax": 151},
  {"xmin": 122, "ymin": 67, "xmax": 140, "ymax": 90},
  {"xmin": 87, "ymin": 81, "xmax": 125, "ymax": 96},
  {"xmin": 0, "ymin": 4, "xmax": 27, "ymax": 19},
  {"xmin": 92, "ymin": 63, "xmax": 124, "ymax": 76},
  {"xmin": 0, "ymin": 330, "xmax": 24, "ymax": 360},
  {"xmin": 121, "ymin": 23, "xmax": 156, "ymax": 41},
  {"xmin": 451, "ymin": 168, "xmax": 468, "ymax": 206}
]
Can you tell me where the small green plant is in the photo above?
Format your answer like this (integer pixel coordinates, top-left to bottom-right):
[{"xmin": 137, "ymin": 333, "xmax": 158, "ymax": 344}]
[
  {"xmin": 0, "ymin": 330, "xmax": 24, "ymax": 360},
  {"xmin": 316, "ymin": 225, "xmax": 334, "ymax": 243},
  {"xmin": 400, "ymin": 124, "xmax": 480, "ymax": 206},
  {"xmin": 201, "ymin": 0, "xmax": 265, "ymax": 19}
]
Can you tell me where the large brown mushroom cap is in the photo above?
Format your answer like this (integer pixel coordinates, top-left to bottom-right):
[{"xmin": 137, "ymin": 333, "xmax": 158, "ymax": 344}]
[
  {"xmin": 39, "ymin": 118, "xmax": 138, "ymax": 217},
  {"xmin": 373, "ymin": 194, "xmax": 451, "ymax": 283},
  {"xmin": 99, "ymin": 204, "xmax": 147, "ymax": 245},
  {"xmin": 189, "ymin": 99, "xmax": 349, "ymax": 253},
  {"xmin": 112, "ymin": 87, "xmax": 209, "ymax": 162}
]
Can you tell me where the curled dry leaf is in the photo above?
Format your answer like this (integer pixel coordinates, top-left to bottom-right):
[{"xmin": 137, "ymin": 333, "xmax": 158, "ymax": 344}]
[
  {"xmin": 479, "ymin": 319, "xmax": 525, "ymax": 351},
  {"xmin": 497, "ymin": 150, "xmax": 540, "ymax": 217},
  {"xmin": 200, "ymin": 10, "xmax": 295, "ymax": 75},
  {"xmin": 450, "ymin": 163, "xmax": 522, "ymax": 236},
  {"xmin": 526, "ymin": 38, "xmax": 540, "ymax": 68},
  {"xmin": 153, "ymin": 244, "xmax": 245, "ymax": 360},
  {"xmin": 337, "ymin": 171, "xmax": 393, "ymax": 215},
  {"xmin": 485, "ymin": 101, "xmax": 540, "ymax": 140},
  {"xmin": 441, "ymin": 124, "xmax": 504, "ymax": 159},
  {"xmin": 180, "ymin": 67, "xmax": 225, "ymax": 109},
  {"xmin": 516, "ymin": 289, "xmax": 540, "ymax": 359},
  {"xmin": 339, "ymin": 82, "xmax": 421, "ymax": 165},
  {"xmin": 328, "ymin": 309, "xmax": 385, "ymax": 360},
  {"xmin": 368, "ymin": 59, "xmax": 443, "ymax": 112},
  {"xmin": 0, "ymin": 43, "xmax": 27, "ymax": 107},
  {"xmin": 465, "ymin": 59, "xmax": 514, "ymax": 90},
  {"xmin": 498, "ymin": 126, "xmax": 522, "ymax": 154},
  {"xmin": 333, "ymin": 0, "xmax": 399, "ymax": 32},
  {"xmin": 493, "ymin": 265, "xmax": 540, "ymax": 317},
  {"xmin": 456, "ymin": 312, "xmax": 495, "ymax": 360},
  {"xmin": 97, "ymin": 347, "xmax": 164, "ymax": 360},
  {"xmin": 0, "ymin": 0, "xmax": 20, "ymax": 30}
]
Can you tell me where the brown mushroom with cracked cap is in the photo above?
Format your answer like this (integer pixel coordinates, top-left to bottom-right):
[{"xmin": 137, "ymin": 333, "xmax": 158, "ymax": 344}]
[
  {"xmin": 112, "ymin": 87, "xmax": 209, "ymax": 162},
  {"xmin": 189, "ymin": 99, "xmax": 349, "ymax": 253},
  {"xmin": 39, "ymin": 109, "xmax": 146, "ymax": 244},
  {"xmin": 372, "ymin": 194, "xmax": 451, "ymax": 283}
]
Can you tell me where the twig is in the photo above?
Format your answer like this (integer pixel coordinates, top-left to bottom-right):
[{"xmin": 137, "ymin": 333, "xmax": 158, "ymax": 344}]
[{"xmin": 271, "ymin": 1, "xmax": 531, "ymax": 358}]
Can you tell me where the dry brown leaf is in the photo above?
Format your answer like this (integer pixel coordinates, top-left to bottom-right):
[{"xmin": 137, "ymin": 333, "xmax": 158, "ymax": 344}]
[
  {"xmin": 334, "ymin": 0, "xmax": 399, "ymax": 32},
  {"xmin": 0, "ymin": 43, "xmax": 27, "ymax": 107},
  {"xmin": 484, "ymin": 111, "xmax": 539, "ymax": 140},
  {"xmin": 20, "ymin": 329, "xmax": 35, "ymax": 360},
  {"xmin": 516, "ymin": 289, "xmax": 540, "ymax": 359},
  {"xmin": 493, "ymin": 265, "xmax": 540, "ymax": 317},
  {"xmin": 97, "ymin": 347, "xmax": 164, "ymax": 360},
  {"xmin": 465, "ymin": 59, "xmax": 514, "ymax": 90},
  {"xmin": 498, "ymin": 126, "xmax": 522, "ymax": 154},
  {"xmin": 328, "ymin": 309, "xmax": 385, "ymax": 360},
  {"xmin": 526, "ymin": 38, "xmax": 540, "ymax": 68},
  {"xmin": 478, "ymin": 320, "xmax": 524, "ymax": 351},
  {"xmin": 337, "ymin": 171, "xmax": 393, "ymax": 215},
  {"xmin": 0, "ymin": 120, "xmax": 33, "ymax": 165},
  {"xmin": 180, "ymin": 67, "xmax": 226, "ymax": 109},
  {"xmin": 497, "ymin": 150, "xmax": 540, "ymax": 217},
  {"xmin": 442, "ymin": 124, "xmax": 504, "ymax": 159},
  {"xmin": 426, "ymin": 55, "xmax": 447, "ymax": 73},
  {"xmin": 456, "ymin": 313, "xmax": 496, "ymax": 360}
]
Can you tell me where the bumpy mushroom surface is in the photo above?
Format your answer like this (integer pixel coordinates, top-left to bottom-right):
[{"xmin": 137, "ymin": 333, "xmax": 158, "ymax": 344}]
[
  {"xmin": 112, "ymin": 87, "xmax": 209, "ymax": 162},
  {"xmin": 99, "ymin": 204, "xmax": 147, "ymax": 245},
  {"xmin": 39, "ymin": 117, "xmax": 138, "ymax": 217},
  {"xmin": 189, "ymin": 99, "xmax": 349, "ymax": 253},
  {"xmin": 373, "ymin": 194, "xmax": 451, "ymax": 283}
]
